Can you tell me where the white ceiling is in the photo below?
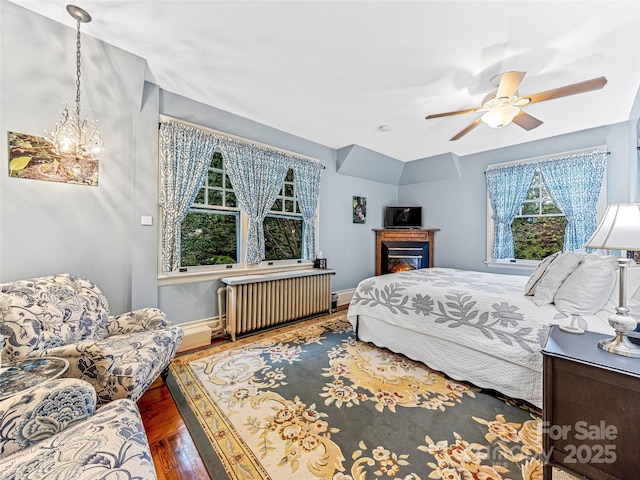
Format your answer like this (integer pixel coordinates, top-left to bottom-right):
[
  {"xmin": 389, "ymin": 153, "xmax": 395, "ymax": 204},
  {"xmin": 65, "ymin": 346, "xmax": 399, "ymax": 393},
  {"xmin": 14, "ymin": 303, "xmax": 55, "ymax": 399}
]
[{"xmin": 10, "ymin": 0, "xmax": 640, "ymax": 162}]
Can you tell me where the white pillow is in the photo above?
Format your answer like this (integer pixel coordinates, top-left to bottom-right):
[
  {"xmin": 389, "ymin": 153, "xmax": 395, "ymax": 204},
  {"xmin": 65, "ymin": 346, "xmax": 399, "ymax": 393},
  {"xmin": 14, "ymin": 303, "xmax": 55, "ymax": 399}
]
[
  {"xmin": 554, "ymin": 255, "xmax": 617, "ymax": 315},
  {"xmin": 533, "ymin": 251, "xmax": 584, "ymax": 306},
  {"xmin": 524, "ymin": 252, "xmax": 561, "ymax": 296}
]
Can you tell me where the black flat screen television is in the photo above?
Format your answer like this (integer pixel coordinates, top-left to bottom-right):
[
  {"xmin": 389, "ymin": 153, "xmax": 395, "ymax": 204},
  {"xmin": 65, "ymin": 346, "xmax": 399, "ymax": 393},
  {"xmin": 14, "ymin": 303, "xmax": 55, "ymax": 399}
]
[{"xmin": 384, "ymin": 206, "xmax": 422, "ymax": 229}]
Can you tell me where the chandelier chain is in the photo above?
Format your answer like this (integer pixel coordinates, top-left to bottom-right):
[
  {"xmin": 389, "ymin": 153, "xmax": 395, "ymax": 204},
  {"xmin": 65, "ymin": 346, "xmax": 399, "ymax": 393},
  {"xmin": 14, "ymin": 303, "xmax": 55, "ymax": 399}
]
[{"xmin": 75, "ymin": 18, "xmax": 82, "ymax": 119}]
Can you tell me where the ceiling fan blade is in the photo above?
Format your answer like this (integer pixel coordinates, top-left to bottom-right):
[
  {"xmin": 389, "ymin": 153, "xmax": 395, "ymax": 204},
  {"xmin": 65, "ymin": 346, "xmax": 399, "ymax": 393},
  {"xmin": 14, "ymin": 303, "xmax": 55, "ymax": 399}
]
[
  {"xmin": 450, "ymin": 117, "xmax": 483, "ymax": 141},
  {"xmin": 496, "ymin": 71, "xmax": 526, "ymax": 99},
  {"xmin": 512, "ymin": 110, "xmax": 543, "ymax": 131},
  {"xmin": 426, "ymin": 107, "xmax": 481, "ymax": 119},
  {"xmin": 522, "ymin": 76, "xmax": 607, "ymax": 105}
]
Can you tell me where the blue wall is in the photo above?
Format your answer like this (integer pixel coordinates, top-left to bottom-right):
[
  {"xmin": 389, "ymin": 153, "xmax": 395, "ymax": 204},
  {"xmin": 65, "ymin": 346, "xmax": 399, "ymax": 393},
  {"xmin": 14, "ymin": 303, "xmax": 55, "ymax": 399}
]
[{"xmin": 0, "ymin": 2, "xmax": 147, "ymax": 313}]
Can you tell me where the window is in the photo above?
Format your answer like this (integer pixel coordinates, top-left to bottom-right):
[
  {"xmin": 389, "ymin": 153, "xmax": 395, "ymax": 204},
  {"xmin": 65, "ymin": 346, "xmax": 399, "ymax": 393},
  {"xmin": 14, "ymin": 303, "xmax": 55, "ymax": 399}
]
[
  {"xmin": 179, "ymin": 154, "xmax": 305, "ymax": 269},
  {"xmin": 159, "ymin": 120, "xmax": 322, "ymax": 278},
  {"xmin": 180, "ymin": 151, "xmax": 240, "ymax": 268},
  {"xmin": 512, "ymin": 171, "xmax": 567, "ymax": 261},
  {"xmin": 264, "ymin": 169, "xmax": 303, "ymax": 261},
  {"xmin": 486, "ymin": 149, "xmax": 607, "ymax": 268}
]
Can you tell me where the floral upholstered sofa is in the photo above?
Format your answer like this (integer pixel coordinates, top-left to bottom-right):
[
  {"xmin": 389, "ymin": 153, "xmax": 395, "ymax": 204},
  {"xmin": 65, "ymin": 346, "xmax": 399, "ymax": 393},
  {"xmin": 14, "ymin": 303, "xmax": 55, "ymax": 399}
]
[
  {"xmin": 0, "ymin": 273, "xmax": 184, "ymax": 404},
  {"xmin": 0, "ymin": 377, "xmax": 157, "ymax": 479}
]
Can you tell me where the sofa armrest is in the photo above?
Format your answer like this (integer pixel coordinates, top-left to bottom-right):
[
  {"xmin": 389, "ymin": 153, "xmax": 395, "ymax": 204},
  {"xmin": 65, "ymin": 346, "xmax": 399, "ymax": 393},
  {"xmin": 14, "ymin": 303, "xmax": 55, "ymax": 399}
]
[
  {"xmin": 28, "ymin": 341, "xmax": 116, "ymax": 385},
  {"xmin": 107, "ymin": 308, "xmax": 168, "ymax": 335},
  {"xmin": 0, "ymin": 378, "xmax": 96, "ymax": 459}
]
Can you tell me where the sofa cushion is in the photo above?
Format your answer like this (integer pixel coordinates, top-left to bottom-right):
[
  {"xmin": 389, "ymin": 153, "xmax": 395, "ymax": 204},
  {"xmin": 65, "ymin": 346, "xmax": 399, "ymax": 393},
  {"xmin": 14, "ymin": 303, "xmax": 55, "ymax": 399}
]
[
  {"xmin": 0, "ymin": 274, "xmax": 109, "ymax": 361},
  {"xmin": 0, "ymin": 399, "xmax": 156, "ymax": 480},
  {"xmin": 0, "ymin": 378, "xmax": 96, "ymax": 459},
  {"xmin": 92, "ymin": 327, "xmax": 183, "ymax": 403}
]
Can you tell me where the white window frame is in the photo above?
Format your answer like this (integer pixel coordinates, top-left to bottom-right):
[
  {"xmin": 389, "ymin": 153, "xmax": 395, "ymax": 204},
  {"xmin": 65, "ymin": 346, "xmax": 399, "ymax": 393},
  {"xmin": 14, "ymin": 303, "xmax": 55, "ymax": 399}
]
[
  {"xmin": 485, "ymin": 146, "xmax": 607, "ymax": 272},
  {"xmin": 157, "ymin": 120, "xmax": 319, "ymax": 286},
  {"xmin": 259, "ymin": 167, "xmax": 306, "ymax": 267}
]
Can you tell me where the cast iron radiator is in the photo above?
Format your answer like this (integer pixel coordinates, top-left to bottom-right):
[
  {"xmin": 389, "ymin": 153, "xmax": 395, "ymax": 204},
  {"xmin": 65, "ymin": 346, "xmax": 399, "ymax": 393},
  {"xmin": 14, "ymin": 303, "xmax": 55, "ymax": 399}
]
[{"xmin": 221, "ymin": 269, "xmax": 334, "ymax": 341}]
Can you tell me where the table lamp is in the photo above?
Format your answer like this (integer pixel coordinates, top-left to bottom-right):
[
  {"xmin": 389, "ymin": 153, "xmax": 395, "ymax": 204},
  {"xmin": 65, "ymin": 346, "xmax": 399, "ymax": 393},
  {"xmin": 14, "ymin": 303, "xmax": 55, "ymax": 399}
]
[{"xmin": 585, "ymin": 203, "xmax": 640, "ymax": 357}]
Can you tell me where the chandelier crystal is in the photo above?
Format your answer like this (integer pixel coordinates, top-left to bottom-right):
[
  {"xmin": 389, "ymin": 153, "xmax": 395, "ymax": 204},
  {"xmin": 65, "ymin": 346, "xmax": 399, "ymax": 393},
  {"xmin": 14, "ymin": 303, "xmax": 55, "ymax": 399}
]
[{"xmin": 48, "ymin": 5, "xmax": 104, "ymax": 162}]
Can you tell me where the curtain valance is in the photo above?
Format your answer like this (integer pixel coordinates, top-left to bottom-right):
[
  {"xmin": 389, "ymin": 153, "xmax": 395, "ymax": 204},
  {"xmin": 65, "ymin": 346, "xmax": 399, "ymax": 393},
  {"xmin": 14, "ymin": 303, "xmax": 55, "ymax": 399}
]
[{"xmin": 485, "ymin": 150, "xmax": 607, "ymax": 174}]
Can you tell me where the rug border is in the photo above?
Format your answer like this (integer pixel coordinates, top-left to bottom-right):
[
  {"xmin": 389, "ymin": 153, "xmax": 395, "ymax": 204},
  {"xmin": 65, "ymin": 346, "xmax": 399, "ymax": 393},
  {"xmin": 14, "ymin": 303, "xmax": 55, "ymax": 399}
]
[{"xmin": 166, "ymin": 371, "xmax": 229, "ymax": 479}]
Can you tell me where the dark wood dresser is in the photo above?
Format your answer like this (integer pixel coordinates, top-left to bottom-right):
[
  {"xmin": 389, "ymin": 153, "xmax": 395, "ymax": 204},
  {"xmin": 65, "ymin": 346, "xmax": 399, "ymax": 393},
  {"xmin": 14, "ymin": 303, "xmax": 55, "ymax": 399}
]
[{"xmin": 541, "ymin": 326, "xmax": 640, "ymax": 479}]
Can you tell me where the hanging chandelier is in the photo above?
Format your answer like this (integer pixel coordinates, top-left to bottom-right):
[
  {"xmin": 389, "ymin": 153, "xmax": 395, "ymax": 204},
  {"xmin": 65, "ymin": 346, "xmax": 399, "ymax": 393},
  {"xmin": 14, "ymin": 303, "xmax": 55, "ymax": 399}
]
[{"xmin": 47, "ymin": 5, "xmax": 104, "ymax": 162}]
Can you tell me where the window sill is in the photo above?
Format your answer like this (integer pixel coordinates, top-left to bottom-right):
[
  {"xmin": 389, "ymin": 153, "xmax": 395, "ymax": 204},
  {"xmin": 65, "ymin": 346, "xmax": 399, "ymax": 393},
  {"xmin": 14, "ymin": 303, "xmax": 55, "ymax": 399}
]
[
  {"xmin": 485, "ymin": 260, "xmax": 537, "ymax": 274},
  {"xmin": 158, "ymin": 262, "xmax": 315, "ymax": 286}
]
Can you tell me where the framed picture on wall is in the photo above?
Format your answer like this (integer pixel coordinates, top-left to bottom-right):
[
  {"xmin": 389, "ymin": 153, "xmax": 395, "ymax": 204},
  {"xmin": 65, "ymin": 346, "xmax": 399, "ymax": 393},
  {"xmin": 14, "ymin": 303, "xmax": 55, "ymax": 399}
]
[
  {"xmin": 627, "ymin": 250, "xmax": 640, "ymax": 264},
  {"xmin": 8, "ymin": 131, "xmax": 99, "ymax": 186},
  {"xmin": 353, "ymin": 196, "xmax": 366, "ymax": 224}
]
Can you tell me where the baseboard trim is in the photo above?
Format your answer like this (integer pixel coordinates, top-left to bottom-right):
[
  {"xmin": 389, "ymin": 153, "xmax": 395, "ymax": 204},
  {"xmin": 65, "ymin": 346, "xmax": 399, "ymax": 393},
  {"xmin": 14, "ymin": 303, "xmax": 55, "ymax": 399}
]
[
  {"xmin": 336, "ymin": 288, "xmax": 355, "ymax": 308},
  {"xmin": 178, "ymin": 316, "xmax": 223, "ymax": 352}
]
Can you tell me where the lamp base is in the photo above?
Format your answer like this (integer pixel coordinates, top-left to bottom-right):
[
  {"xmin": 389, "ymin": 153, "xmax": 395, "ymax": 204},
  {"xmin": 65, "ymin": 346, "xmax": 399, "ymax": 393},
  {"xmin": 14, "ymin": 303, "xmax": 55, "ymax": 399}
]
[{"xmin": 598, "ymin": 333, "xmax": 640, "ymax": 358}]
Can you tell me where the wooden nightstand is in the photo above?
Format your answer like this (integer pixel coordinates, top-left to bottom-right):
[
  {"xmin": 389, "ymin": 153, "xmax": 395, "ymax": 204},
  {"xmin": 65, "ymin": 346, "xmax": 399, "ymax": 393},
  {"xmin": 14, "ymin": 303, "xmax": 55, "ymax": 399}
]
[{"xmin": 541, "ymin": 326, "xmax": 640, "ymax": 480}]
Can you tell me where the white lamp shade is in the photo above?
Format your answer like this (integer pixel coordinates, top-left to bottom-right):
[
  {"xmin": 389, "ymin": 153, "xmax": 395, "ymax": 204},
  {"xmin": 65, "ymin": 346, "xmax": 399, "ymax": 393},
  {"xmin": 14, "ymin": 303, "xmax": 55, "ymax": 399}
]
[
  {"xmin": 585, "ymin": 203, "xmax": 640, "ymax": 250},
  {"xmin": 481, "ymin": 105, "xmax": 520, "ymax": 128}
]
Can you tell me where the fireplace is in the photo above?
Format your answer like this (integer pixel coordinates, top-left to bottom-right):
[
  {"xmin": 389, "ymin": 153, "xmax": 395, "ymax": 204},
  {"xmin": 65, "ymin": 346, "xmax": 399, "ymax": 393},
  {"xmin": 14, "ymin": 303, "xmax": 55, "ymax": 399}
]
[
  {"xmin": 382, "ymin": 241, "xmax": 429, "ymax": 274},
  {"xmin": 374, "ymin": 229, "xmax": 438, "ymax": 276}
]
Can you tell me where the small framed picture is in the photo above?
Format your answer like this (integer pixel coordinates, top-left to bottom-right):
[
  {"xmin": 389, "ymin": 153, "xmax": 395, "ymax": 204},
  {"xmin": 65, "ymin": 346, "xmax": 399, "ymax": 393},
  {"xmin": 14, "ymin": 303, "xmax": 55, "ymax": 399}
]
[
  {"xmin": 314, "ymin": 258, "xmax": 327, "ymax": 269},
  {"xmin": 627, "ymin": 251, "xmax": 640, "ymax": 264},
  {"xmin": 353, "ymin": 196, "xmax": 366, "ymax": 224}
]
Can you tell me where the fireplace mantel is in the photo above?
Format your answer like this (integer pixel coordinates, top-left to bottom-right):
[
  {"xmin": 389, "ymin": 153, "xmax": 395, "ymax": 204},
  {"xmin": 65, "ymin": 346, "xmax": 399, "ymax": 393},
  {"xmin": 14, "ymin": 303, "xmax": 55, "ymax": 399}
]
[{"xmin": 373, "ymin": 229, "xmax": 439, "ymax": 276}]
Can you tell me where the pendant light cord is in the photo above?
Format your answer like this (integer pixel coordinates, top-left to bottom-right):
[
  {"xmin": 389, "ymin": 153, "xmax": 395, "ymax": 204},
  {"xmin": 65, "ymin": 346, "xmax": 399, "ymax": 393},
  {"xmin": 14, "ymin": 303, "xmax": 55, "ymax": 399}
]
[{"xmin": 75, "ymin": 17, "xmax": 82, "ymax": 121}]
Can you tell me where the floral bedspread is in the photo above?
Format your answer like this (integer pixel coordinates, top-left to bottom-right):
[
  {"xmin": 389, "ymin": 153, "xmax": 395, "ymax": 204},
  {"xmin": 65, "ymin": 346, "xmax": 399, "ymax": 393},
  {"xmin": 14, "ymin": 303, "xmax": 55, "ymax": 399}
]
[{"xmin": 347, "ymin": 268, "xmax": 609, "ymax": 371}]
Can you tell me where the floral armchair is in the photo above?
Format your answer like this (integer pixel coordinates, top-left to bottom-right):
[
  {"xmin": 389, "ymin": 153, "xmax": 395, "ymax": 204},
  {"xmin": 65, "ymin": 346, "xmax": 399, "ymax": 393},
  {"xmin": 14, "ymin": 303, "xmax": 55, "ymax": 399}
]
[
  {"xmin": 0, "ymin": 377, "xmax": 157, "ymax": 479},
  {"xmin": 0, "ymin": 273, "xmax": 183, "ymax": 404}
]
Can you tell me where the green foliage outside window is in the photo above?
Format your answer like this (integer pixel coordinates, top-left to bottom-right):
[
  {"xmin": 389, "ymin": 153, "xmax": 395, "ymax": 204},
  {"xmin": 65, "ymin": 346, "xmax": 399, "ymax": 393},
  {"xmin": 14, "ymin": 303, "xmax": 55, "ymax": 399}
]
[
  {"xmin": 264, "ymin": 168, "xmax": 302, "ymax": 260},
  {"xmin": 512, "ymin": 216, "xmax": 567, "ymax": 260},
  {"xmin": 180, "ymin": 210, "xmax": 238, "ymax": 266},
  {"xmin": 264, "ymin": 216, "xmax": 302, "ymax": 261},
  {"xmin": 511, "ymin": 171, "xmax": 566, "ymax": 261}
]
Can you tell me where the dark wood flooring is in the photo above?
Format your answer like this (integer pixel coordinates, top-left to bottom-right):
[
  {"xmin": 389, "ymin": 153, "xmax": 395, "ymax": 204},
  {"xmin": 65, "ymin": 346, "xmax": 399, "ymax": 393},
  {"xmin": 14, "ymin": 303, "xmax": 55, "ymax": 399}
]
[{"xmin": 137, "ymin": 379, "xmax": 211, "ymax": 480}]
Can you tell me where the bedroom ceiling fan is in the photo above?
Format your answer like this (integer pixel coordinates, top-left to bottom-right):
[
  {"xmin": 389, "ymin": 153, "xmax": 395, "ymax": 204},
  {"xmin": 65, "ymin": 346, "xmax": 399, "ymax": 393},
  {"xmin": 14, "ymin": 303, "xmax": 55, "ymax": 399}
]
[{"xmin": 425, "ymin": 72, "xmax": 607, "ymax": 141}]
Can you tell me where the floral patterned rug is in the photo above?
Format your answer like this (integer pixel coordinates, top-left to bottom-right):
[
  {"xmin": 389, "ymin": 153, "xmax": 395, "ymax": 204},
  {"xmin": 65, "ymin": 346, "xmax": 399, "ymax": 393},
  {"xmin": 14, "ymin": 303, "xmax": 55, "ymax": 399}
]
[{"xmin": 169, "ymin": 312, "xmax": 567, "ymax": 480}]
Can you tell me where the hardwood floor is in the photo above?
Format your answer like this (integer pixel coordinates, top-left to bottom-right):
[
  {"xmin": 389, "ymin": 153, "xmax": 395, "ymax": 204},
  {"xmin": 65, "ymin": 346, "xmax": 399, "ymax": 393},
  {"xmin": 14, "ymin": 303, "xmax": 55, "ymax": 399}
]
[{"xmin": 138, "ymin": 379, "xmax": 211, "ymax": 480}]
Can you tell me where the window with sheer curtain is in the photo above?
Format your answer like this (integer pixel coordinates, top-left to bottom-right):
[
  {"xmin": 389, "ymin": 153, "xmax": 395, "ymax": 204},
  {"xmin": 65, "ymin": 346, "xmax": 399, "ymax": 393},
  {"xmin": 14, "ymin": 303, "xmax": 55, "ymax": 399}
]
[
  {"xmin": 485, "ymin": 150, "xmax": 607, "ymax": 265},
  {"xmin": 159, "ymin": 120, "xmax": 323, "ymax": 276}
]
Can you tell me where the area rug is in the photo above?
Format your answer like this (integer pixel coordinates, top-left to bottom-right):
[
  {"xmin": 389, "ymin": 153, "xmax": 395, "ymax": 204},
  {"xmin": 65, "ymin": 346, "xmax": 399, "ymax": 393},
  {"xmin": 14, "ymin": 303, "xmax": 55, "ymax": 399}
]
[{"xmin": 169, "ymin": 312, "xmax": 561, "ymax": 480}]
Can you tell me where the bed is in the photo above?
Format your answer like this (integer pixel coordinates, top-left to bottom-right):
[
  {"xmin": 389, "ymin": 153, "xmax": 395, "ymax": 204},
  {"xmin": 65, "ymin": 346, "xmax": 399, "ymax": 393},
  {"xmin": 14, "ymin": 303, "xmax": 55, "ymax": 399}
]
[{"xmin": 347, "ymin": 260, "xmax": 620, "ymax": 408}]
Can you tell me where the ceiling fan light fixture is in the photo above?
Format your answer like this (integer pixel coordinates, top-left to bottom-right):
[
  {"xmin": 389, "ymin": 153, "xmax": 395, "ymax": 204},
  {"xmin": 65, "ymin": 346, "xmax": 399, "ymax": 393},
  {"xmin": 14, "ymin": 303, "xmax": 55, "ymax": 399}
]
[{"xmin": 481, "ymin": 105, "xmax": 520, "ymax": 128}]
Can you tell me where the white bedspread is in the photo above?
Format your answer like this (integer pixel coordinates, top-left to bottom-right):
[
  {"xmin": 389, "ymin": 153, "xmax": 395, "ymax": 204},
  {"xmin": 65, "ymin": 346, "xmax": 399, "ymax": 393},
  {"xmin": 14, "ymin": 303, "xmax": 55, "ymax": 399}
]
[{"xmin": 347, "ymin": 268, "xmax": 614, "ymax": 394}]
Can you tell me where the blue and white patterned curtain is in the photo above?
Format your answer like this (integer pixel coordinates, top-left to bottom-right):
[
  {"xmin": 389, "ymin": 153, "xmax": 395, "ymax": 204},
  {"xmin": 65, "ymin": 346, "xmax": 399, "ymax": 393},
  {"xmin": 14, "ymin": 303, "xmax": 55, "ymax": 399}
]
[
  {"xmin": 485, "ymin": 163, "xmax": 536, "ymax": 259},
  {"xmin": 159, "ymin": 121, "xmax": 218, "ymax": 273},
  {"xmin": 293, "ymin": 160, "xmax": 323, "ymax": 260},
  {"xmin": 538, "ymin": 152, "xmax": 607, "ymax": 251},
  {"xmin": 220, "ymin": 139, "xmax": 291, "ymax": 264}
]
